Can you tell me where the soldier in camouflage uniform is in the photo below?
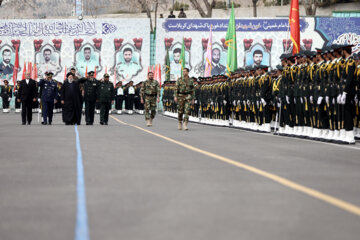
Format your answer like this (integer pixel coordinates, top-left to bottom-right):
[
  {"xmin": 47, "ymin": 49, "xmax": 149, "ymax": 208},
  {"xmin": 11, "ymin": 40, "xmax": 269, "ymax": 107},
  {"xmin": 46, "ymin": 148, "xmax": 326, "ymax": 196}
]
[
  {"xmin": 140, "ymin": 72, "xmax": 160, "ymax": 127},
  {"xmin": 174, "ymin": 68, "xmax": 195, "ymax": 130}
]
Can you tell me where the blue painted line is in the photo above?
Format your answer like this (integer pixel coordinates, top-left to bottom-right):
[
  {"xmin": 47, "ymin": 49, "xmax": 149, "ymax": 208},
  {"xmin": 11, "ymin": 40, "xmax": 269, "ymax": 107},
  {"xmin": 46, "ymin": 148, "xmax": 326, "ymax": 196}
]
[{"xmin": 74, "ymin": 124, "xmax": 90, "ymax": 240}]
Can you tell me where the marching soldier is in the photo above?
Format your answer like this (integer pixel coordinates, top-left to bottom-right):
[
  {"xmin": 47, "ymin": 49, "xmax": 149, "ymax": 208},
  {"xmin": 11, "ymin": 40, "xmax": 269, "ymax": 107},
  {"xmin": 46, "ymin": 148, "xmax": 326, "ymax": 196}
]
[
  {"xmin": 97, "ymin": 73, "xmax": 114, "ymax": 125},
  {"xmin": 38, "ymin": 72, "xmax": 59, "ymax": 125},
  {"xmin": 140, "ymin": 72, "xmax": 160, "ymax": 127},
  {"xmin": 174, "ymin": 68, "xmax": 195, "ymax": 130},
  {"xmin": 1, "ymin": 79, "xmax": 12, "ymax": 113}
]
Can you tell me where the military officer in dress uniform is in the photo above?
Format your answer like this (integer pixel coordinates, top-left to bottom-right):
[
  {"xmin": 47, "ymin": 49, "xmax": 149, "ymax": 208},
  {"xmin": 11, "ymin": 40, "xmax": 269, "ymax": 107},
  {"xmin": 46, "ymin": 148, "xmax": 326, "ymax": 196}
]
[
  {"xmin": 14, "ymin": 81, "xmax": 21, "ymax": 113},
  {"xmin": 115, "ymin": 81, "xmax": 125, "ymax": 114},
  {"xmin": 79, "ymin": 71, "xmax": 99, "ymax": 125},
  {"xmin": 97, "ymin": 73, "xmax": 114, "ymax": 125},
  {"xmin": 38, "ymin": 72, "xmax": 59, "ymax": 125},
  {"xmin": 1, "ymin": 80, "xmax": 12, "ymax": 113}
]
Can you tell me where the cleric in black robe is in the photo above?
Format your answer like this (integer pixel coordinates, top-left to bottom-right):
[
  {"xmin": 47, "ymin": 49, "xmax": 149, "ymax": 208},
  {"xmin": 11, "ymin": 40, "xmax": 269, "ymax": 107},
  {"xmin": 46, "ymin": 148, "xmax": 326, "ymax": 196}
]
[{"xmin": 61, "ymin": 72, "xmax": 82, "ymax": 125}]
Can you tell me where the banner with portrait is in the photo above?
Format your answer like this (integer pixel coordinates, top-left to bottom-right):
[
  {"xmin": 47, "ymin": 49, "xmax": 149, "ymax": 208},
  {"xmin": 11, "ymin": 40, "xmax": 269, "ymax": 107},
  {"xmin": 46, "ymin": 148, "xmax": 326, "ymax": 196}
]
[
  {"xmin": 0, "ymin": 18, "xmax": 150, "ymax": 85},
  {"xmin": 156, "ymin": 18, "xmax": 360, "ymax": 81}
]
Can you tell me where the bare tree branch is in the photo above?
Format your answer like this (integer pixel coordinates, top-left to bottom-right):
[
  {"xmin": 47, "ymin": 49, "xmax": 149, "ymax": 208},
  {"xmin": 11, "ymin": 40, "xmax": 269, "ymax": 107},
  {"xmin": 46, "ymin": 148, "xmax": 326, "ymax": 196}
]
[{"xmin": 189, "ymin": 0, "xmax": 216, "ymax": 18}]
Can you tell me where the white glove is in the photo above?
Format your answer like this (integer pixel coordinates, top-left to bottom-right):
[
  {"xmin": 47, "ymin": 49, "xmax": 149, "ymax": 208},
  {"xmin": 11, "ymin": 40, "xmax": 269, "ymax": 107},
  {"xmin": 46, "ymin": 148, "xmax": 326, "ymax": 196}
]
[
  {"xmin": 38, "ymin": 99, "xmax": 41, "ymax": 103},
  {"xmin": 277, "ymin": 102, "xmax": 281, "ymax": 108},
  {"xmin": 223, "ymin": 100, "xmax": 227, "ymax": 105},
  {"xmin": 355, "ymin": 95, "xmax": 358, "ymax": 105},
  {"xmin": 211, "ymin": 101, "xmax": 214, "ymax": 105},
  {"xmin": 325, "ymin": 96, "xmax": 329, "ymax": 105},
  {"xmin": 261, "ymin": 98, "xmax": 266, "ymax": 106},
  {"xmin": 337, "ymin": 94, "xmax": 342, "ymax": 104},
  {"xmin": 310, "ymin": 96, "xmax": 313, "ymax": 104},
  {"xmin": 286, "ymin": 96, "xmax": 290, "ymax": 104},
  {"xmin": 294, "ymin": 98, "xmax": 296, "ymax": 104},
  {"xmin": 300, "ymin": 97, "xmax": 303, "ymax": 104},
  {"xmin": 194, "ymin": 100, "xmax": 198, "ymax": 104},
  {"xmin": 256, "ymin": 101, "xmax": 259, "ymax": 108},
  {"xmin": 233, "ymin": 100, "xmax": 236, "ymax": 106},
  {"xmin": 247, "ymin": 100, "xmax": 250, "ymax": 105},
  {"xmin": 8, "ymin": 97, "xmax": 11, "ymax": 101},
  {"xmin": 340, "ymin": 92, "xmax": 347, "ymax": 104},
  {"xmin": 332, "ymin": 98, "xmax": 335, "ymax": 105},
  {"xmin": 237, "ymin": 100, "xmax": 241, "ymax": 105},
  {"xmin": 243, "ymin": 100, "xmax": 246, "ymax": 105},
  {"xmin": 317, "ymin": 96, "xmax": 323, "ymax": 105}
]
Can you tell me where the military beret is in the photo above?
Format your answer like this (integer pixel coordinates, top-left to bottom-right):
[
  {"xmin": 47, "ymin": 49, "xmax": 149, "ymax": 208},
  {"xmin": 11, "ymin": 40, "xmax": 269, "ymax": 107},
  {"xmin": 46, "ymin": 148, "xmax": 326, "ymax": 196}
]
[
  {"xmin": 3, "ymin": 79, "xmax": 9, "ymax": 83},
  {"xmin": 88, "ymin": 71, "xmax": 95, "ymax": 75},
  {"xmin": 104, "ymin": 73, "xmax": 110, "ymax": 78},
  {"xmin": 47, "ymin": 72, "xmax": 54, "ymax": 76}
]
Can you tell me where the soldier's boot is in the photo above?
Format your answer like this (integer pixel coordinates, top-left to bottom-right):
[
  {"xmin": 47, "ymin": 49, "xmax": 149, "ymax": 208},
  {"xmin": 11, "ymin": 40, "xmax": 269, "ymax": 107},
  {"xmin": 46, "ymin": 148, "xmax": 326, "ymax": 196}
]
[
  {"xmin": 178, "ymin": 121, "xmax": 182, "ymax": 130},
  {"xmin": 149, "ymin": 118, "xmax": 153, "ymax": 126},
  {"xmin": 146, "ymin": 119, "xmax": 151, "ymax": 127},
  {"xmin": 183, "ymin": 121, "xmax": 188, "ymax": 131}
]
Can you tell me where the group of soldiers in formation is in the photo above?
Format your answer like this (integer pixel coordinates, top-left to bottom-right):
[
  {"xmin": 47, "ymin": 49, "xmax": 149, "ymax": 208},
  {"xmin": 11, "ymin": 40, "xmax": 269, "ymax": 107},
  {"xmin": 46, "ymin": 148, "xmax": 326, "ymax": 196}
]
[
  {"xmin": 0, "ymin": 68, "xmax": 148, "ymax": 125},
  {"xmin": 163, "ymin": 44, "xmax": 360, "ymax": 144}
]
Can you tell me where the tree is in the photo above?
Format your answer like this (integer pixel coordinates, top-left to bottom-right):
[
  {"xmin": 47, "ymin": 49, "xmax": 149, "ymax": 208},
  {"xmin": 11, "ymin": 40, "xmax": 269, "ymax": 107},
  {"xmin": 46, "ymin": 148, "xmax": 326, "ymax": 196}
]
[
  {"xmin": 137, "ymin": 0, "xmax": 158, "ymax": 33},
  {"xmin": 189, "ymin": 0, "xmax": 216, "ymax": 18},
  {"xmin": 302, "ymin": 0, "xmax": 318, "ymax": 16},
  {"xmin": 252, "ymin": 0, "xmax": 258, "ymax": 17}
]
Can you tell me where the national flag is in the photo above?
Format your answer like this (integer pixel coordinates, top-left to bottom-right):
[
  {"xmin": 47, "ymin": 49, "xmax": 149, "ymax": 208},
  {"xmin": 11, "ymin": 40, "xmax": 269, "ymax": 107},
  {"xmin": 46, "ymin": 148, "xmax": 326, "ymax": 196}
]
[
  {"xmin": 33, "ymin": 63, "xmax": 38, "ymax": 81},
  {"xmin": 179, "ymin": 38, "xmax": 186, "ymax": 76},
  {"xmin": 12, "ymin": 46, "xmax": 19, "ymax": 90},
  {"xmin": 165, "ymin": 49, "xmax": 170, "ymax": 81},
  {"xmin": 289, "ymin": 0, "xmax": 300, "ymax": 54},
  {"xmin": 225, "ymin": 3, "xmax": 237, "ymax": 76},
  {"xmin": 64, "ymin": 66, "xmax": 67, "ymax": 81},
  {"xmin": 21, "ymin": 62, "xmax": 27, "ymax": 80},
  {"xmin": 105, "ymin": 66, "xmax": 108, "ymax": 74},
  {"xmin": 204, "ymin": 25, "xmax": 213, "ymax": 77},
  {"xmin": 94, "ymin": 66, "xmax": 97, "ymax": 78}
]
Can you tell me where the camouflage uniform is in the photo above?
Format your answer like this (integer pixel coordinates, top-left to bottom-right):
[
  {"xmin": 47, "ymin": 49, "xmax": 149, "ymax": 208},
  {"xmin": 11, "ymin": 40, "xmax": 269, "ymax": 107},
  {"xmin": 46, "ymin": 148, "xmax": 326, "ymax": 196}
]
[
  {"xmin": 140, "ymin": 79, "xmax": 160, "ymax": 120},
  {"xmin": 175, "ymin": 76, "xmax": 195, "ymax": 122}
]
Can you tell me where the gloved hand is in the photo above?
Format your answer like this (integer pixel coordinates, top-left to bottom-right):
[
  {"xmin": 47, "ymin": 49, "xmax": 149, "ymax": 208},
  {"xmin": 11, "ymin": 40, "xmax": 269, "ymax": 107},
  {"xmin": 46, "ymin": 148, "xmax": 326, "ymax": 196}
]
[
  {"xmin": 332, "ymin": 98, "xmax": 335, "ymax": 105},
  {"xmin": 355, "ymin": 95, "xmax": 358, "ymax": 105},
  {"xmin": 256, "ymin": 101, "xmax": 259, "ymax": 108},
  {"xmin": 317, "ymin": 96, "xmax": 323, "ymax": 105},
  {"xmin": 223, "ymin": 100, "xmax": 227, "ymax": 105},
  {"xmin": 325, "ymin": 96, "xmax": 329, "ymax": 105},
  {"xmin": 8, "ymin": 97, "xmax": 11, "ymax": 101},
  {"xmin": 286, "ymin": 95, "xmax": 290, "ymax": 104},
  {"xmin": 211, "ymin": 101, "xmax": 214, "ymax": 105},
  {"xmin": 194, "ymin": 100, "xmax": 198, "ymax": 104},
  {"xmin": 310, "ymin": 96, "xmax": 313, "ymax": 104},
  {"xmin": 294, "ymin": 98, "xmax": 296, "ymax": 104},
  {"xmin": 300, "ymin": 97, "xmax": 303, "ymax": 104},
  {"xmin": 277, "ymin": 102, "xmax": 281, "ymax": 108},
  {"xmin": 38, "ymin": 99, "xmax": 41, "ymax": 103},
  {"xmin": 261, "ymin": 98, "xmax": 266, "ymax": 106},
  {"xmin": 233, "ymin": 100, "xmax": 236, "ymax": 106},
  {"xmin": 237, "ymin": 100, "xmax": 241, "ymax": 105},
  {"xmin": 247, "ymin": 100, "xmax": 250, "ymax": 105},
  {"xmin": 340, "ymin": 92, "xmax": 347, "ymax": 104},
  {"xmin": 243, "ymin": 100, "xmax": 246, "ymax": 105},
  {"xmin": 337, "ymin": 94, "xmax": 342, "ymax": 104}
]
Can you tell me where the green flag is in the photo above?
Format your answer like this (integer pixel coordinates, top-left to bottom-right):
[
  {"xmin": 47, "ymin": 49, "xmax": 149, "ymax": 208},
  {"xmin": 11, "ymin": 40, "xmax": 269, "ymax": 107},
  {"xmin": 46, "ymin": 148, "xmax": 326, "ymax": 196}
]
[
  {"xmin": 165, "ymin": 48, "xmax": 170, "ymax": 81},
  {"xmin": 180, "ymin": 38, "xmax": 186, "ymax": 77},
  {"xmin": 225, "ymin": 3, "xmax": 237, "ymax": 76}
]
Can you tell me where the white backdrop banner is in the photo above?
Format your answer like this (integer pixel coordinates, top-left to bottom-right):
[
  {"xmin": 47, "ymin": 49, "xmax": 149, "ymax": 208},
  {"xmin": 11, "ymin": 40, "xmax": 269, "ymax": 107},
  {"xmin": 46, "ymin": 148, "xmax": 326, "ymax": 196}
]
[{"xmin": 0, "ymin": 18, "xmax": 150, "ymax": 85}]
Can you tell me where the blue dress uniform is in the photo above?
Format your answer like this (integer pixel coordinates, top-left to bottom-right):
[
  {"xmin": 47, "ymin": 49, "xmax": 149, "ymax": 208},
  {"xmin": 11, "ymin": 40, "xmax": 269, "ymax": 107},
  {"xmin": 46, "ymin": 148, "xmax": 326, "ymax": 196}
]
[{"xmin": 38, "ymin": 76, "xmax": 59, "ymax": 125}]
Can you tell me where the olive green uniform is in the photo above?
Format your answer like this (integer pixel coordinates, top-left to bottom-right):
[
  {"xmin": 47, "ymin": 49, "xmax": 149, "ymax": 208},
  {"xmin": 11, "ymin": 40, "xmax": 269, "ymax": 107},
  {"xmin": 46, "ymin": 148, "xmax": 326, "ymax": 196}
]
[
  {"xmin": 174, "ymin": 76, "xmax": 195, "ymax": 122},
  {"xmin": 140, "ymin": 79, "xmax": 160, "ymax": 120},
  {"xmin": 97, "ymin": 81, "xmax": 114, "ymax": 124}
]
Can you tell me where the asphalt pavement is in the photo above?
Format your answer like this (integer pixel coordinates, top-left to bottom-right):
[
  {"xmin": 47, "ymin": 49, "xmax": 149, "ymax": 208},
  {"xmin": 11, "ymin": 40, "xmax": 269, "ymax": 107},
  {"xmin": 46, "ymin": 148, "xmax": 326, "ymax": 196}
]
[{"xmin": 0, "ymin": 112, "xmax": 360, "ymax": 240}]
